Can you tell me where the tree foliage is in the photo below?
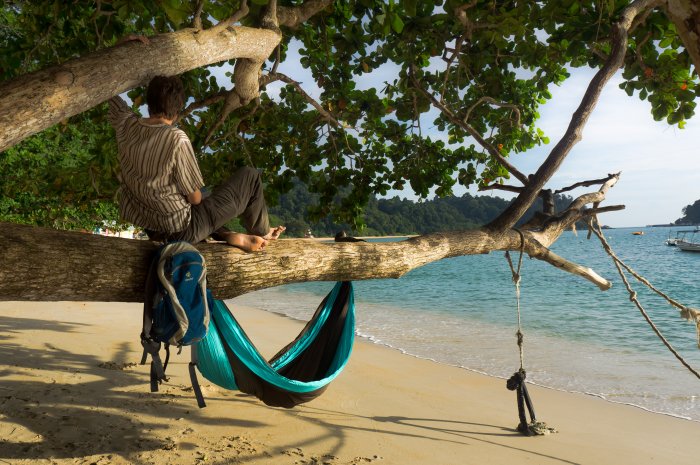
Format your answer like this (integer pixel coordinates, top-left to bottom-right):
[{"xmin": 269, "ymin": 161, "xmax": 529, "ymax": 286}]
[
  {"xmin": 0, "ymin": 109, "xmax": 119, "ymax": 230},
  {"xmin": 676, "ymin": 199, "xmax": 700, "ymax": 225},
  {"xmin": 1, "ymin": 0, "xmax": 697, "ymax": 232}
]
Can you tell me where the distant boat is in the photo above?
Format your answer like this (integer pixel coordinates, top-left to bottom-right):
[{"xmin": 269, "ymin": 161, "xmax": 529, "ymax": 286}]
[
  {"xmin": 632, "ymin": 231, "xmax": 644, "ymax": 236},
  {"xmin": 677, "ymin": 240, "xmax": 700, "ymax": 252},
  {"xmin": 675, "ymin": 229, "xmax": 700, "ymax": 252}
]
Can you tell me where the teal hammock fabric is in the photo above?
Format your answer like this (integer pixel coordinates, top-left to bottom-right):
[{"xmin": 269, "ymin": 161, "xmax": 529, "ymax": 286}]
[{"xmin": 195, "ymin": 281, "xmax": 355, "ymax": 407}]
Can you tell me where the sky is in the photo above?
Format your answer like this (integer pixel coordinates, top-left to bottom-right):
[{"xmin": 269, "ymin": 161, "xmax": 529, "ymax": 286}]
[
  {"xmin": 499, "ymin": 68, "xmax": 700, "ymax": 228},
  {"xmin": 214, "ymin": 44, "xmax": 700, "ymax": 229}
]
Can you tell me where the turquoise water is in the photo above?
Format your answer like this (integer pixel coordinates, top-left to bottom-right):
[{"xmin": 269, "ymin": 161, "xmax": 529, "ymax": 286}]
[{"xmin": 233, "ymin": 227, "xmax": 700, "ymax": 421}]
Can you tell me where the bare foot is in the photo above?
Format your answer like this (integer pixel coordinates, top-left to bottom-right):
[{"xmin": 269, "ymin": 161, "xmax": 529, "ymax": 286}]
[
  {"xmin": 225, "ymin": 232, "xmax": 268, "ymax": 252},
  {"xmin": 263, "ymin": 226, "xmax": 286, "ymax": 241}
]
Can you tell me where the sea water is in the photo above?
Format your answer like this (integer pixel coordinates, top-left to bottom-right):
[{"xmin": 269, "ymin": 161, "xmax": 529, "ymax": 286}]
[{"xmin": 232, "ymin": 227, "xmax": 700, "ymax": 421}]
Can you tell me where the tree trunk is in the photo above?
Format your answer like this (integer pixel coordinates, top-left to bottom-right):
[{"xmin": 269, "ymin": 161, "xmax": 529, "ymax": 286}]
[
  {"xmin": 0, "ymin": 221, "xmax": 610, "ymax": 303},
  {"xmin": 0, "ymin": 26, "xmax": 280, "ymax": 152}
]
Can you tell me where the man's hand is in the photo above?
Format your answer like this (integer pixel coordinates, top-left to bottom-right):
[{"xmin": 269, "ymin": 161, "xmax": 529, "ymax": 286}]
[{"xmin": 187, "ymin": 189, "xmax": 202, "ymax": 206}]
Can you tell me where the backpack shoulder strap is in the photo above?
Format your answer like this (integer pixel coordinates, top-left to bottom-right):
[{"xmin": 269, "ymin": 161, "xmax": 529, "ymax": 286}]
[
  {"xmin": 141, "ymin": 247, "xmax": 169, "ymax": 391},
  {"xmin": 189, "ymin": 345, "xmax": 207, "ymax": 408}
]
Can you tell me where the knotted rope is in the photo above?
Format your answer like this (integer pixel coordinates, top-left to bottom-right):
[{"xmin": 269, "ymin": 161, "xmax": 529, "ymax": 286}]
[
  {"xmin": 504, "ymin": 229, "xmax": 557, "ymax": 436},
  {"xmin": 588, "ymin": 219, "xmax": 700, "ymax": 380}
]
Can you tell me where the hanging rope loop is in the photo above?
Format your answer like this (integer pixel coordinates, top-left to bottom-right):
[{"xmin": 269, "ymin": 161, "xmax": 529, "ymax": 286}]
[
  {"xmin": 505, "ymin": 228, "xmax": 526, "ymax": 370},
  {"xmin": 504, "ymin": 229, "xmax": 556, "ymax": 436}
]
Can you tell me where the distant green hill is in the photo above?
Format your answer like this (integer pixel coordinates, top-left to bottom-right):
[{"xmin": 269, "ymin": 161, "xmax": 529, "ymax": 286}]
[
  {"xmin": 674, "ymin": 199, "xmax": 700, "ymax": 225},
  {"xmin": 250, "ymin": 180, "xmax": 574, "ymax": 238}
]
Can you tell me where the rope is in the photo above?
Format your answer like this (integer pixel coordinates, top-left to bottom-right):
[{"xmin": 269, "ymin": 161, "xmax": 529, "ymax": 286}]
[
  {"xmin": 504, "ymin": 229, "xmax": 556, "ymax": 436},
  {"xmin": 588, "ymin": 219, "xmax": 700, "ymax": 381},
  {"xmin": 505, "ymin": 229, "xmax": 526, "ymax": 370}
]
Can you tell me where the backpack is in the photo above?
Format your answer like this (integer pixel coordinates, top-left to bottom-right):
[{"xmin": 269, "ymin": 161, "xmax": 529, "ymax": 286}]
[{"xmin": 140, "ymin": 241, "xmax": 211, "ymax": 405}]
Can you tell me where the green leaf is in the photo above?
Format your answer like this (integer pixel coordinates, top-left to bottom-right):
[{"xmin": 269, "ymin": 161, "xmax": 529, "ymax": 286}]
[
  {"xmin": 659, "ymin": 37, "xmax": 673, "ymax": 48},
  {"xmin": 390, "ymin": 13, "xmax": 404, "ymax": 33}
]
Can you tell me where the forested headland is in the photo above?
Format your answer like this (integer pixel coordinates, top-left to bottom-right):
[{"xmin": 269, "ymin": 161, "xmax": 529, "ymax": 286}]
[
  {"xmin": 265, "ymin": 180, "xmax": 575, "ymax": 237},
  {"xmin": 675, "ymin": 199, "xmax": 700, "ymax": 226}
]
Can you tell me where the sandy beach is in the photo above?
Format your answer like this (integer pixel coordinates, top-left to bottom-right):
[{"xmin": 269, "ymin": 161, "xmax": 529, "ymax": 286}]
[{"xmin": 1, "ymin": 300, "xmax": 699, "ymax": 465}]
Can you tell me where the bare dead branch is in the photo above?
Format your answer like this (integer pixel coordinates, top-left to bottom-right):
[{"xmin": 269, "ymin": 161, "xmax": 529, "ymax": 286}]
[
  {"xmin": 525, "ymin": 236, "xmax": 611, "ymax": 290},
  {"xmin": 583, "ymin": 205, "xmax": 626, "ymax": 215},
  {"xmin": 278, "ymin": 0, "xmax": 333, "ymax": 28},
  {"xmin": 540, "ymin": 173, "xmax": 621, "ymax": 238},
  {"xmin": 479, "ymin": 183, "xmax": 523, "ymax": 194},
  {"xmin": 554, "ymin": 172, "xmax": 620, "ymax": 195}
]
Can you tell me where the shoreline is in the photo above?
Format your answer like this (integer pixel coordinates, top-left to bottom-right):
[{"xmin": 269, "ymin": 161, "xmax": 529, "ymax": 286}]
[
  {"xmin": 1, "ymin": 300, "xmax": 699, "ymax": 464},
  {"xmin": 262, "ymin": 304, "xmax": 700, "ymax": 424}
]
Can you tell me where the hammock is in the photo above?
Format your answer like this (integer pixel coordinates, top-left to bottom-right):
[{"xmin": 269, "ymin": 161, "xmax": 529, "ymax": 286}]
[{"xmin": 194, "ymin": 281, "xmax": 355, "ymax": 408}]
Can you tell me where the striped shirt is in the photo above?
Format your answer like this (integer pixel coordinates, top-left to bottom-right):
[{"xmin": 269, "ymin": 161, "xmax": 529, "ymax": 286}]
[{"xmin": 108, "ymin": 97, "xmax": 204, "ymax": 233}]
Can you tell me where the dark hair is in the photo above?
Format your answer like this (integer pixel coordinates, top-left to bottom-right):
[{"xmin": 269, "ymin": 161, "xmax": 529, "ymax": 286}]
[{"xmin": 146, "ymin": 75, "xmax": 185, "ymax": 119}]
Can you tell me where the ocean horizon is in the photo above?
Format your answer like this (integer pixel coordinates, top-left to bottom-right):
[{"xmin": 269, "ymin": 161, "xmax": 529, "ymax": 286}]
[{"xmin": 232, "ymin": 226, "xmax": 700, "ymax": 421}]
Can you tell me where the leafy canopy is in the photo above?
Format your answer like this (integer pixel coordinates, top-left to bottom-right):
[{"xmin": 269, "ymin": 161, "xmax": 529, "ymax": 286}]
[{"xmin": 1, "ymin": 0, "xmax": 696, "ymax": 230}]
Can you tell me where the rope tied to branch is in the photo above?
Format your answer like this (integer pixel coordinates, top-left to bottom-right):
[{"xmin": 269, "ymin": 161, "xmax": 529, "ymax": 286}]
[
  {"xmin": 588, "ymin": 218, "xmax": 700, "ymax": 380},
  {"xmin": 504, "ymin": 229, "xmax": 557, "ymax": 436}
]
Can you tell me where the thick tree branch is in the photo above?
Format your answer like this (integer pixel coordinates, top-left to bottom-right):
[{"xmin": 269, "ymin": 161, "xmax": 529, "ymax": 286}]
[
  {"xmin": 0, "ymin": 25, "xmax": 280, "ymax": 152},
  {"xmin": 0, "ymin": 222, "xmax": 611, "ymax": 302},
  {"xmin": 278, "ymin": 0, "xmax": 333, "ymax": 28},
  {"xmin": 486, "ymin": 0, "xmax": 663, "ymax": 232}
]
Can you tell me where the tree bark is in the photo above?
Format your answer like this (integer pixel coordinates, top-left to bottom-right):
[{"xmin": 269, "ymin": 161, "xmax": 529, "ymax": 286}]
[
  {"xmin": 0, "ymin": 221, "xmax": 611, "ymax": 303},
  {"xmin": 665, "ymin": 0, "xmax": 700, "ymax": 73},
  {"xmin": 0, "ymin": 26, "xmax": 280, "ymax": 152}
]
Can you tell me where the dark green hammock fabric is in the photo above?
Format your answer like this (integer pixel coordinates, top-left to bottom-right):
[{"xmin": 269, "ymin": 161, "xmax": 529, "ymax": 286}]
[{"xmin": 195, "ymin": 281, "xmax": 355, "ymax": 408}]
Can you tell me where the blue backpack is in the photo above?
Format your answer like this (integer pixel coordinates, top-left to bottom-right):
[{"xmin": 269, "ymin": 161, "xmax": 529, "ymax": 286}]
[{"xmin": 141, "ymin": 241, "xmax": 211, "ymax": 395}]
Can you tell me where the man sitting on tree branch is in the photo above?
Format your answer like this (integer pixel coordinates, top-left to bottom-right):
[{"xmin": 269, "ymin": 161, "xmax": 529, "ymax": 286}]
[{"xmin": 107, "ymin": 75, "xmax": 284, "ymax": 252}]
